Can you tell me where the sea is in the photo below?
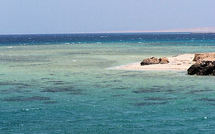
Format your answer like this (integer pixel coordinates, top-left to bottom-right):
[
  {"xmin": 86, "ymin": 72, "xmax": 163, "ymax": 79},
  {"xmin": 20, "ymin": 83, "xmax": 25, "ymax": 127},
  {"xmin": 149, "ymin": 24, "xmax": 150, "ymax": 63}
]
[{"xmin": 0, "ymin": 33, "xmax": 215, "ymax": 134}]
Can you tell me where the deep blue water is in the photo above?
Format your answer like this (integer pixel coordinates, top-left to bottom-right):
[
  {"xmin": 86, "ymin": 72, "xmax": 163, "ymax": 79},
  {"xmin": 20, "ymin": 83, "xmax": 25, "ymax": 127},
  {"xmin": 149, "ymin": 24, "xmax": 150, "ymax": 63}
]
[
  {"xmin": 0, "ymin": 33, "xmax": 215, "ymax": 46},
  {"xmin": 0, "ymin": 33, "xmax": 215, "ymax": 134}
]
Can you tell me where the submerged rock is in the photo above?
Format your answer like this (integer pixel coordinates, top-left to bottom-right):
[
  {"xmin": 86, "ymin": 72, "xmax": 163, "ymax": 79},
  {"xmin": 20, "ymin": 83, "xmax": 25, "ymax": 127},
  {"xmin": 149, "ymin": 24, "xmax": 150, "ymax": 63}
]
[
  {"xmin": 187, "ymin": 61, "xmax": 215, "ymax": 75},
  {"xmin": 140, "ymin": 57, "xmax": 169, "ymax": 66}
]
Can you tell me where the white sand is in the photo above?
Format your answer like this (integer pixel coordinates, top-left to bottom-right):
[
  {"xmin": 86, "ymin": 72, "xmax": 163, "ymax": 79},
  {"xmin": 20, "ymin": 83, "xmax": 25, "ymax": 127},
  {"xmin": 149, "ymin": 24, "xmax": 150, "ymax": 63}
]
[{"xmin": 109, "ymin": 54, "xmax": 195, "ymax": 71}]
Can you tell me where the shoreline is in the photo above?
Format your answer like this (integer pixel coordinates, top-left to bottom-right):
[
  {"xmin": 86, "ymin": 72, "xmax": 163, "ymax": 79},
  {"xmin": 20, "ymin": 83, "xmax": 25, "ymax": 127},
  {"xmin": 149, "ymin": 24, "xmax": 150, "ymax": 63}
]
[{"xmin": 109, "ymin": 54, "xmax": 195, "ymax": 71}]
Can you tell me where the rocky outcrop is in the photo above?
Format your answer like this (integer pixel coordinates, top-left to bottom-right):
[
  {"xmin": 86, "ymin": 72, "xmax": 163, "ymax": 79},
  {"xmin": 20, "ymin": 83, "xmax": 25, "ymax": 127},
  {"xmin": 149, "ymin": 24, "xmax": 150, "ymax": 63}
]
[
  {"xmin": 187, "ymin": 53, "xmax": 215, "ymax": 75},
  {"xmin": 140, "ymin": 57, "xmax": 159, "ymax": 65},
  {"xmin": 193, "ymin": 53, "xmax": 215, "ymax": 62},
  {"xmin": 140, "ymin": 57, "xmax": 169, "ymax": 66},
  {"xmin": 159, "ymin": 57, "xmax": 169, "ymax": 64},
  {"xmin": 187, "ymin": 61, "xmax": 215, "ymax": 75}
]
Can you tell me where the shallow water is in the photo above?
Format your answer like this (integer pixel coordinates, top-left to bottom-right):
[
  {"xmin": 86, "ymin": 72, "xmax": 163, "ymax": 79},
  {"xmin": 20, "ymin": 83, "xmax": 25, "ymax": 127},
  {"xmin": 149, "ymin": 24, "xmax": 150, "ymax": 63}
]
[{"xmin": 1, "ymin": 34, "xmax": 215, "ymax": 133}]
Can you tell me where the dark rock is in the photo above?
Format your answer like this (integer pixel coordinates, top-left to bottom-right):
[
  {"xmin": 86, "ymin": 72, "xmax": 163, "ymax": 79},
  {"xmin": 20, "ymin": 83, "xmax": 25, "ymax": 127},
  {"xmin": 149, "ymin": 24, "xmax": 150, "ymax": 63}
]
[
  {"xmin": 140, "ymin": 57, "xmax": 169, "ymax": 66},
  {"xmin": 187, "ymin": 63, "xmax": 201, "ymax": 75},
  {"xmin": 188, "ymin": 61, "xmax": 215, "ymax": 75}
]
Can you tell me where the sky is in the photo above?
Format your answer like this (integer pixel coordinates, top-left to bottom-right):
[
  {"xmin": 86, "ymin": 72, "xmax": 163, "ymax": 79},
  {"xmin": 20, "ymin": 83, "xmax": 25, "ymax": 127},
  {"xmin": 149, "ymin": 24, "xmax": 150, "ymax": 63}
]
[{"xmin": 0, "ymin": 0, "xmax": 215, "ymax": 34}]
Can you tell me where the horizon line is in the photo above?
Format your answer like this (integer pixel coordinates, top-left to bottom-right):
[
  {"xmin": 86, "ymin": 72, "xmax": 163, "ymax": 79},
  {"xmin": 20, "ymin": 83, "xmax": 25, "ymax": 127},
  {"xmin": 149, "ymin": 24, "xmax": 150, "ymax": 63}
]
[{"xmin": 1, "ymin": 27, "xmax": 215, "ymax": 35}]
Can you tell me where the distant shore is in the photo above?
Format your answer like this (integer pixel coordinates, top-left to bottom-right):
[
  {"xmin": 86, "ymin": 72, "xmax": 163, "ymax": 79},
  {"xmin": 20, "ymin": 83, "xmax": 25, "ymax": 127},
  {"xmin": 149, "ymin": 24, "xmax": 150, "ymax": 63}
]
[
  {"xmin": 109, "ymin": 54, "xmax": 195, "ymax": 71},
  {"xmin": 1, "ymin": 27, "xmax": 215, "ymax": 35},
  {"xmin": 70, "ymin": 27, "xmax": 215, "ymax": 34}
]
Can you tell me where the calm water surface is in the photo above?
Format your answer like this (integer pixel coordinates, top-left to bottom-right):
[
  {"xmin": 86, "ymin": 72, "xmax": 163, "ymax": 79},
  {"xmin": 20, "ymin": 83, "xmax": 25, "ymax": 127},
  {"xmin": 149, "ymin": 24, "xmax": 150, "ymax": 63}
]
[{"xmin": 0, "ymin": 33, "xmax": 215, "ymax": 134}]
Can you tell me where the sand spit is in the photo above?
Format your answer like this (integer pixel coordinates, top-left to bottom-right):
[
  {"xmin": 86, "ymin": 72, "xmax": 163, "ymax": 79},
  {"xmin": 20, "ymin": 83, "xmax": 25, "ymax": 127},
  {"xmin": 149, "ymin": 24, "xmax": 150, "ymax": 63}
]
[{"xmin": 109, "ymin": 54, "xmax": 195, "ymax": 71}]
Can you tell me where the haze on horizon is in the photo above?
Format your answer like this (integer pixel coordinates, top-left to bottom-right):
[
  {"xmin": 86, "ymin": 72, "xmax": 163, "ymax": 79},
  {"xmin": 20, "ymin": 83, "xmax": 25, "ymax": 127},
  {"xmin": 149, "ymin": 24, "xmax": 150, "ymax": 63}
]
[{"xmin": 0, "ymin": 0, "xmax": 215, "ymax": 34}]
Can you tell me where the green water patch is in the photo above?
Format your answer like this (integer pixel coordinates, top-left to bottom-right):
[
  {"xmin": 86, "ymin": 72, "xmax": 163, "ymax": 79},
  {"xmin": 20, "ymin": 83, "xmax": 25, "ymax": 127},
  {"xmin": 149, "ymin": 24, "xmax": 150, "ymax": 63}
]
[{"xmin": 1, "ymin": 43, "xmax": 215, "ymax": 133}]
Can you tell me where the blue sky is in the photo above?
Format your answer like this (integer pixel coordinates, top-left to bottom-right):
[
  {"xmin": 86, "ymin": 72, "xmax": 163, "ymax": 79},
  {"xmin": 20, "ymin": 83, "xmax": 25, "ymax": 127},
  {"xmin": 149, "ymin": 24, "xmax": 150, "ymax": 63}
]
[{"xmin": 0, "ymin": 0, "xmax": 215, "ymax": 34}]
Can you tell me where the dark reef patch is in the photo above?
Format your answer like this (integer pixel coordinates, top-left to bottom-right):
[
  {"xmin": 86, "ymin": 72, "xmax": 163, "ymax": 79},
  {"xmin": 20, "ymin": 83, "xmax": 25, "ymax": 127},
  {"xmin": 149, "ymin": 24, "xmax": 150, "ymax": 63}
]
[
  {"xmin": 46, "ymin": 80, "xmax": 65, "ymax": 85},
  {"xmin": 165, "ymin": 89, "xmax": 176, "ymax": 93},
  {"xmin": 67, "ymin": 90, "xmax": 83, "ymax": 95},
  {"xmin": 93, "ymin": 84, "xmax": 114, "ymax": 88},
  {"xmin": 41, "ymin": 87, "xmax": 73, "ymax": 92},
  {"xmin": 112, "ymin": 87, "xmax": 128, "ymax": 90},
  {"xmin": 0, "ymin": 88, "xmax": 32, "ymax": 94},
  {"xmin": 144, "ymin": 97, "xmax": 175, "ymax": 101},
  {"xmin": 133, "ymin": 87, "xmax": 176, "ymax": 94},
  {"xmin": 9, "ymin": 63, "xmax": 50, "ymax": 67},
  {"xmin": 111, "ymin": 80, "xmax": 122, "ymax": 82},
  {"xmin": 47, "ymin": 80, "xmax": 64, "ymax": 83},
  {"xmin": 197, "ymin": 98, "xmax": 215, "ymax": 106},
  {"xmin": 61, "ymin": 52, "xmax": 90, "ymax": 55},
  {"xmin": 134, "ymin": 101, "xmax": 168, "ymax": 106},
  {"xmin": 0, "ymin": 81, "xmax": 32, "ymax": 94},
  {"xmin": 198, "ymin": 98, "xmax": 215, "ymax": 102},
  {"xmin": 0, "ymin": 82, "xmax": 30, "ymax": 87},
  {"xmin": 43, "ymin": 100, "xmax": 57, "ymax": 104},
  {"xmin": 41, "ymin": 86, "xmax": 82, "ymax": 95},
  {"xmin": 112, "ymin": 94, "xmax": 125, "ymax": 97},
  {"xmin": 187, "ymin": 89, "xmax": 214, "ymax": 94},
  {"xmin": 3, "ymin": 96, "xmax": 50, "ymax": 102},
  {"xmin": 133, "ymin": 88, "xmax": 161, "ymax": 94},
  {"xmin": 41, "ymin": 78, "xmax": 52, "ymax": 80}
]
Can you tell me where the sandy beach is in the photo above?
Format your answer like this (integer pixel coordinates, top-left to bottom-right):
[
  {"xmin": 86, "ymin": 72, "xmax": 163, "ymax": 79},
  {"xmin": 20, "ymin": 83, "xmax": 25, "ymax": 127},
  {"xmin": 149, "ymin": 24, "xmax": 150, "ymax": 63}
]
[{"xmin": 109, "ymin": 54, "xmax": 195, "ymax": 71}]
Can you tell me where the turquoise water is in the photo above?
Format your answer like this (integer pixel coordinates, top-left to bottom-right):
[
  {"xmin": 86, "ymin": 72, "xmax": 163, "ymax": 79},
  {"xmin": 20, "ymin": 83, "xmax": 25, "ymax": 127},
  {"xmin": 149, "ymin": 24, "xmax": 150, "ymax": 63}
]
[{"xmin": 1, "ymin": 36, "xmax": 215, "ymax": 133}]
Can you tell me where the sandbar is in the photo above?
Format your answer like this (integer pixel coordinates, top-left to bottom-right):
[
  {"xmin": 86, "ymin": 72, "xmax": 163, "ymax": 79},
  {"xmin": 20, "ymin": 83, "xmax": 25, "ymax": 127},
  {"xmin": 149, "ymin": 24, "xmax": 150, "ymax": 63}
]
[{"xmin": 109, "ymin": 54, "xmax": 195, "ymax": 71}]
